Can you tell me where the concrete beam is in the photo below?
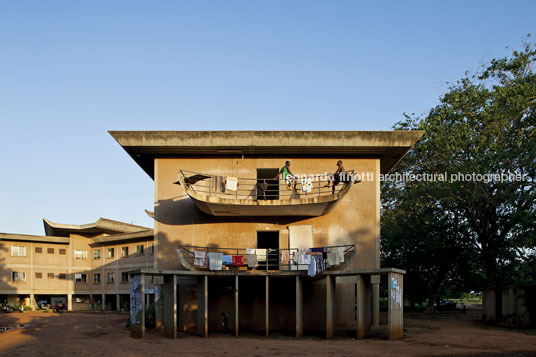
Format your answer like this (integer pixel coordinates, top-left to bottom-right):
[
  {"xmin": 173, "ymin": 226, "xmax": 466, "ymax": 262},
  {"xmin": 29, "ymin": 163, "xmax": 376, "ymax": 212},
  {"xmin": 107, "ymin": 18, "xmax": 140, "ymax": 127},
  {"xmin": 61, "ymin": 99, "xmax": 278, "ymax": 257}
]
[
  {"xmin": 326, "ymin": 275, "xmax": 336, "ymax": 338},
  {"xmin": 296, "ymin": 276, "xmax": 303, "ymax": 337},
  {"xmin": 356, "ymin": 274, "xmax": 371, "ymax": 338},
  {"xmin": 387, "ymin": 272, "xmax": 404, "ymax": 340},
  {"xmin": 164, "ymin": 275, "xmax": 177, "ymax": 338}
]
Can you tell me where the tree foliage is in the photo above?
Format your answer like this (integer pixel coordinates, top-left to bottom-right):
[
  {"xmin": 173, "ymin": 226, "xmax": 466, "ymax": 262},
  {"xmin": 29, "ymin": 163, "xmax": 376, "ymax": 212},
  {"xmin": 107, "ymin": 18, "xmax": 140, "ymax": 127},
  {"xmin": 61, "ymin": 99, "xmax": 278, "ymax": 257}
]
[{"xmin": 381, "ymin": 40, "xmax": 536, "ymax": 303}]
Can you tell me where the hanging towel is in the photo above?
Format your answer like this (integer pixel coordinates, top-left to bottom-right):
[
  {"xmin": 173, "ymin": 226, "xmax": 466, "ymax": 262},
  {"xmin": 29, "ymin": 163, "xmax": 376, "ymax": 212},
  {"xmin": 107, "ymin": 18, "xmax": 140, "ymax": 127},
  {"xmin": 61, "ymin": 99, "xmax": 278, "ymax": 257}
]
[
  {"xmin": 307, "ymin": 257, "xmax": 317, "ymax": 277},
  {"xmin": 226, "ymin": 177, "xmax": 238, "ymax": 191},
  {"xmin": 207, "ymin": 252, "xmax": 223, "ymax": 271},
  {"xmin": 222, "ymin": 255, "xmax": 233, "ymax": 265},
  {"xmin": 246, "ymin": 248, "xmax": 256, "ymax": 255},
  {"xmin": 247, "ymin": 254, "xmax": 258, "ymax": 268},
  {"xmin": 280, "ymin": 250, "xmax": 290, "ymax": 264},
  {"xmin": 326, "ymin": 252, "xmax": 337, "ymax": 266},
  {"xmin": 194, "ymin": 251, "xmax": 206, "ymax": 267},
  {"xmin": 301, "ymin": 178, "xmax": 313, "ymax": 193},
  {"xmin": 232, "ymin": 255, "xmax": 244, "ymax": 265},
  {"xmin": 256, "ymin": 249, "xmax": 267, "ymax": 262},
  {"xmin": 313, "ymin": 254, "xmax": 325, "ymax": 273}
]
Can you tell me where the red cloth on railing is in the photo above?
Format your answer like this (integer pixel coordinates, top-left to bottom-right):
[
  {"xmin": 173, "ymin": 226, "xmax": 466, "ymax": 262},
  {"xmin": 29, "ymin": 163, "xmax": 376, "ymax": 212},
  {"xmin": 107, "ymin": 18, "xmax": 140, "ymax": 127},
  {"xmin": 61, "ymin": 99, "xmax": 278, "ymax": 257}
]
[{"xmin": 231, "ymin": 255, "xmax": 244, "ymax": 265}]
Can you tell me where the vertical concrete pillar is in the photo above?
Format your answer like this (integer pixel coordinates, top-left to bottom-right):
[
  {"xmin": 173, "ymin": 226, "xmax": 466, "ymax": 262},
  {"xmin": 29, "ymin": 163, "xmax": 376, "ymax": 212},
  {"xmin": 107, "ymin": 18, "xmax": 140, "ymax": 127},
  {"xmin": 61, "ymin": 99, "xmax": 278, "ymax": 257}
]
[
  {"xmin": 387, "ymin": 272, "xmax": 404, "ymax": 340},
  {"xmin": 130, "ymin": 274, "xmax": 145, "ymax": 339},
  {"xmin": 326, "ymin": 275, "xmax": 336, "ymax": 338},
  {"xmin": 234, "ymin": 276, "xmax": 239, "ymax": 337},
  {"xmin": 102, "ymin": 294, "xmax": 106, "ymax": 311},
  {"xmin": 265, "ymin": 276, "xmax": 269, "ymax": 337},
  {"xmin": 116, "ymin": 293, "xmax": 121, "ymax": 312},
  {"xmin": 29, "ymin": 293, "xmax": 35, "ymax": 309},
  {"xmin": 154, "ymin": 279, "xmax": 164, "ymax": 330},
  {"xmin": 371, "ymin": 275, "xmax": 380, "ymax": 328},
  {"xmin": 296, "ymin": 276, "xmax": 303, "ymax": 337},
  {"xmin": 197, "ymin": 275, "xmax": 208, "ymax": 337},
  {"xmin": 67, "ymin": 294, "xmax": 73, "ymax": 311},
  {"xmin": 356, "ymin": 274, "xmax": 371, "ymax": 338},
  {"xmin": 164, "ymin": 275, "xmax": 177, "ymax": 338}
]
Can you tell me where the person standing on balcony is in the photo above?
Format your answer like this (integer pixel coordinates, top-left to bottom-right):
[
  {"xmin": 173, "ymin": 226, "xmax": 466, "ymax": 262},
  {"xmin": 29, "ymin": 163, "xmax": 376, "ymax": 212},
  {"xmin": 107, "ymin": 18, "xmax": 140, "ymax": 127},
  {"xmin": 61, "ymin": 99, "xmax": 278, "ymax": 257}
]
[
  {"xmin": 275, "ymin": 160, "xmax": 296, "ymax": 189},
  {"xmin": 325, "ymin": 160, "xmax": 346, "ymax": 194}
]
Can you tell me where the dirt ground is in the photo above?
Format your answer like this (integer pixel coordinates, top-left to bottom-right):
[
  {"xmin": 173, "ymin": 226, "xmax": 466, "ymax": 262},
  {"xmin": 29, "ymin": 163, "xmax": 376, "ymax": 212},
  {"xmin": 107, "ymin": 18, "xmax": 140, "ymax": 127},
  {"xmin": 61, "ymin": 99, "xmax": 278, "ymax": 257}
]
[{"xmin": 0, "ymin": 306, "xmax": 534, "ymax": 356}]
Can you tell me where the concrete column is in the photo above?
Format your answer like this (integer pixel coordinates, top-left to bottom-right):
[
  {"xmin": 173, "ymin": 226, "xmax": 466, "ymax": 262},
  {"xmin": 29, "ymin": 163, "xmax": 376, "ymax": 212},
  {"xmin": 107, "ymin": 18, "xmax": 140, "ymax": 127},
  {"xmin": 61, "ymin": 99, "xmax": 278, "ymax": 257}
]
[
  {"xmin": 326, "ymin": 275, "xmax": 336, "ymax": 338},
  {"xmin": 233, "ymin": 276, "xmax": 239, "ymax": 337},
  {"xmin": 296, "ymin": 276, "xmax": 303, "ymax": 337},
  {"xmin": 67, "ymin": 294, "xmax": 73, "ymax": 311},
  {"xmin": 371, "ymin": 275, "xmax": 380, "ymax": 328},
  {"xmin": 89, "ymin": 294, "xmax": 94, "ymax": 311},
  {"xmin": 356, "ymin": 274, "xmax": 371, "ymax": 338},
  {"xmin": 265, "ymin": 276, "xmax": 269, "ymax": 337},
  {"xmin": 164, "ymin": 275, "xmax": 177, "ymax": 338},
  {"xmin": 130, "ymin": 274, "xmax": 145, "ymax": 339},
  {"xmin": 155, "ymin": 281, "xmax": 164, "ymax": 330},
  {"xmin": 116, "ymin": 293, "xmax": 121, "ymax": 312},
  {"xmin": 102, "ymin": 294, "xmax": 106, "ymax": 311},
  {"xmin": 387, "ymin": 272, "xmax": 404, "ymax": 340},
  {"xmin": 29, "ymin": 293, "xmax": 35, "ymax": 309},
  {"xmin": 197, "ymin": 275, "xmax": 208, "ymax": 337}
]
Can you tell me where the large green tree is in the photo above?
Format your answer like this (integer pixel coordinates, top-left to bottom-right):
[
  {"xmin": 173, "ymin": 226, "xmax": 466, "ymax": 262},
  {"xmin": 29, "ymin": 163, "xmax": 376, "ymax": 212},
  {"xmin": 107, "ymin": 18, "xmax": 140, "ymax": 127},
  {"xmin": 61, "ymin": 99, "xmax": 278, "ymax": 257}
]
[{"xmin": 381, "ymin": 41, "xmax": 536, "ymax": 303}]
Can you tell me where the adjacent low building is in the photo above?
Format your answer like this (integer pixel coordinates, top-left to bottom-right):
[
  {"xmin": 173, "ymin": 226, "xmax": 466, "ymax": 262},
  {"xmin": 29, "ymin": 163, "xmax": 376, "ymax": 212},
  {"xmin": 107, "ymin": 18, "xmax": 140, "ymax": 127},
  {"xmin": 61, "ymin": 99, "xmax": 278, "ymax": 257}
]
[{"xmin": 0, "ymin": 217, "xmax": 154, "ymax": 311}]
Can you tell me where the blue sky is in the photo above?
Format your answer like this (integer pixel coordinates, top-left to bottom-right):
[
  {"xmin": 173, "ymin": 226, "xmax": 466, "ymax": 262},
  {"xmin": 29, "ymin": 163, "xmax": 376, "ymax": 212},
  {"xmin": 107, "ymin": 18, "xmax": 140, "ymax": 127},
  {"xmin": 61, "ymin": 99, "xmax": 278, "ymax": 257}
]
[{"xmin": 1, "ymin": 1, "xmax": 535, "ymax": 234}]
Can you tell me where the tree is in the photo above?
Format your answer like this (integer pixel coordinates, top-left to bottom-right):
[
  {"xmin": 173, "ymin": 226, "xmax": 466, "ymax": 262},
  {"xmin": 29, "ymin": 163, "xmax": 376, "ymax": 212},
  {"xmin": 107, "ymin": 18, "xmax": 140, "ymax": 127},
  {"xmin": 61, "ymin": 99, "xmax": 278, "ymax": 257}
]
[{"xmin": 381, "ymin": 40, "xmax": 536, "ymax": 304}]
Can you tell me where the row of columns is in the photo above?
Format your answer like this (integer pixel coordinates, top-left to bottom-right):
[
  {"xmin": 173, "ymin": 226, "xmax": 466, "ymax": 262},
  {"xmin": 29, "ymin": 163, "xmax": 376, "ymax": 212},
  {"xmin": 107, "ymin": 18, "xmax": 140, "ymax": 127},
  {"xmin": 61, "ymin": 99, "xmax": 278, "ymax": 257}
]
[{"xmin": 132, "ymin": 272, "xmax": 403, "ymax": 340}]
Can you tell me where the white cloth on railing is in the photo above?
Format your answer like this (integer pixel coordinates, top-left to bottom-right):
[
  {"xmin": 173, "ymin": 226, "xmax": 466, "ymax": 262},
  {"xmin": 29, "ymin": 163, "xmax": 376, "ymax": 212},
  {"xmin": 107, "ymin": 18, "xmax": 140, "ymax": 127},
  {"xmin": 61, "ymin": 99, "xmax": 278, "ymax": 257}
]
[
  {"xmin": 256, "ymin": 248, "xmax": 267, "ymax": 262},
  {"xmin": 247, "ymin": 254, "xmax": 258, "ymax": 268},
  {"xmin": 301, "ymin": 178, "xmax": 313, "ymax": 193},
  {"xmin": 246, "ymin": 248, "xmax": 256, "ymax": 255},
  {"xmin": 225, "ymin": 177, "xmax": 238, "ymax": 191},
  {"xmin": 194, "ymin": 251, "xmax": 206, "ymax": 267},
  {"xmin": 207, "ymin": 252, "xmax": 223, "ymax": 271}
]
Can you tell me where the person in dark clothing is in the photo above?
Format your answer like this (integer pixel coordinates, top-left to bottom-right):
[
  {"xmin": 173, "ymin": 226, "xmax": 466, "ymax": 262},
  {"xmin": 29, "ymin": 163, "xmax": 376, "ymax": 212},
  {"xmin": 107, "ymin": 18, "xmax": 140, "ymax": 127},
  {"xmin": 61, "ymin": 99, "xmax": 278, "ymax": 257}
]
[{"xmin": 325, "ymin": 160, "xmax": 346, "ymax": 194}]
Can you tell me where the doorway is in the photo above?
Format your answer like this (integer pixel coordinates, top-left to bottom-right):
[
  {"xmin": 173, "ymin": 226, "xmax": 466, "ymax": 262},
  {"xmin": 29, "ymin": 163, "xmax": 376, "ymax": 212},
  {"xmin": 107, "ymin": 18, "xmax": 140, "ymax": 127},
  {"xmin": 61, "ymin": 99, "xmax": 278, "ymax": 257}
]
[
  {"xmin": 257, "ymin": 231, "xmax": 279, "ymax": 270},
  {"xmin": 256, "ymin": 168, "xmax": 279, "ymax": 200}
]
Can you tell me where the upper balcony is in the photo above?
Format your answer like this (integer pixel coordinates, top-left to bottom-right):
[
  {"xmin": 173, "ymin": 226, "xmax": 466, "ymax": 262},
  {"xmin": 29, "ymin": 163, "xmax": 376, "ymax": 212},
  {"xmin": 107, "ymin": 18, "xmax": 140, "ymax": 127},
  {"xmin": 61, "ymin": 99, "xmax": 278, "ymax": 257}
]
[{"xmin": 175, "ymin": 169, "xmax": 355, "ymax": 216}]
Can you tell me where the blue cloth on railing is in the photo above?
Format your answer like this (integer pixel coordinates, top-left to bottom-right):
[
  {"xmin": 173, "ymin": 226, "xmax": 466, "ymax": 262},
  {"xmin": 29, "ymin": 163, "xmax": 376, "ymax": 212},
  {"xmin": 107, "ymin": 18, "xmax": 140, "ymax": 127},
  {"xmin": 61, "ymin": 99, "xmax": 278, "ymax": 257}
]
[
  {"xmin": 308, "ymin": 256, "xmax": 316, "ymax": 277},
  {"xmin": 222, "ymin": 255, "xmax": 232, "ymax": 265},
  {"xmin": 310, "ymin": 247, "xmax": 327, "ymax": 253}
]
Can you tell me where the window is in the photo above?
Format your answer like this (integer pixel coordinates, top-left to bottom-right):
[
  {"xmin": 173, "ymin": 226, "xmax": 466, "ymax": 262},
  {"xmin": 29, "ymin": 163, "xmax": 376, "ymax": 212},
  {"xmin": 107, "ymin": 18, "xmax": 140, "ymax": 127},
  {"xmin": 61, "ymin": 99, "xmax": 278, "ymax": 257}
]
[
  {"xmin": 11, "ymin": 246, "xmax": 26, "ymax": 257},
  {"xmin": 58, "ymin": 273, "xmax": 66, "ymax": 280},
  {"xmin": 74, "ymin": 249, "xmax": 87, "ymax": 259},
  {"xmin": 121, "ymin": 246, "xmax": 129, "ymax": 257},
  {"xmin": 93, "ymin": 249, "xmax": 101, "ymax": 259},
  {"xmin": 93, "ymin": 273, "xmax": 101, "ymax": 283},
  {"xmin": 35, "ymin": 247, "xmax": 42, "ymax": 254},
  {"xmin": 121, "ymin": 272, "xmax": 129, "ymax": 282},
  {"xmin": 47, "ymin": 248, "xmax": 54, "ymax": 254},
  {"xmin": 59, "ymin": 249, "xmax": 66, "ymax": 255},
  {"xmin": 35, "ymin": 272, "xmax": 42, "ymax": 279},
  {"xmin": 136, "ymin": 244, "xmax": 144, "ymax": 256},
  {"xmin": 107, "ymin": 273, "xmax": 115, "ymax": 283},
  {"xmin": 12, "ymin": 272, "xmax": 26, "ymax": 282},
  {"xmin": 107, "ymin": 248, "xmax": 114, "ymax": 258},
  {"xmin": 150, "ymin": 245, "xmax": 154, "ymax": 255},
  {"xmin": 75, "ymin": 273, "xmax": 87, "ymax": 283},
  {"xmin": 47, "ymin": 273, "xmax": 54, "ymax": 279}
]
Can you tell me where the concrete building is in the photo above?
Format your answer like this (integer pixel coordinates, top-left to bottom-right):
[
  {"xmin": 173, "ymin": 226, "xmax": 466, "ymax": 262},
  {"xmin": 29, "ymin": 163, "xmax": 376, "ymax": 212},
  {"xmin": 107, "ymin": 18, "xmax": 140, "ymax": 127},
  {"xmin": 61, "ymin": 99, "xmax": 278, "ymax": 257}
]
[
  {"xmin": 109, "ymin": 130, "xmax": 423, "ymax": 339},
  {"xmin": 0, "ymin": 217, "xmax": 154, "ymax": 311}
]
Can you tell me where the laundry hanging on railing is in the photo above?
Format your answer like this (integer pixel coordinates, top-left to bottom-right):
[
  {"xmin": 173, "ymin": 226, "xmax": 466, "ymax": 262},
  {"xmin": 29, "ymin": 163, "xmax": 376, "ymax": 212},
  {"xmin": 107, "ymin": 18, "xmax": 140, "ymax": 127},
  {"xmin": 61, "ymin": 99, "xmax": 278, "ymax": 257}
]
[
  {"xmin": 225, "ymin": 177, "xmax": 238, "ymax": 191},
  {"xmin": 232, "ymin": 255, "xmax": 244, "ymax": 265},
  {"xmin": 194, "ymin": 251, "xmax": 206, "ymax": 267},
  {"xmin": 256, "ymin": 249, "xmax": 267, "ymax": 262},
  {"xmin": 222, "ymin": 255, "xmax": 233, "ymax": 265},
  {"xmin": 247, "ymin": 254, "xmax": 258, "ymax": 268},
  {"xmin": 301, "ymin": 178, "xmax": 313, "ymax": 193},
  {"xmin": 207, "ymin": 252, "xmax": 223, "ymax": 271}
]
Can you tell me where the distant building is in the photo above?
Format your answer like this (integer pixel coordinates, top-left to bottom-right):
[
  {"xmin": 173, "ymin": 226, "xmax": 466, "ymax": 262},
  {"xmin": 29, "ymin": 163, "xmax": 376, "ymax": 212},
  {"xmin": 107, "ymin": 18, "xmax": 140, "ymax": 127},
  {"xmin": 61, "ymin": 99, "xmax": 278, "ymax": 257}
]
[
  {"xmin": 110, "ymin": 130, "xmax": 423, "ymax": 339},
  {"xmin": 0, "ymin": 218, "xmax": 154, "ymax": 311}
]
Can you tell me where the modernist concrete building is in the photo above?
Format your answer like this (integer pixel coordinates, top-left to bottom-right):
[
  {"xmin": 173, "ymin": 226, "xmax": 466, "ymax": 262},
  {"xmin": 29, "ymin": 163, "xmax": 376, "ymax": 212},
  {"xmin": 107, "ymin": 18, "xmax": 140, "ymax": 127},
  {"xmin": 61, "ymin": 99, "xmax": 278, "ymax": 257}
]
[
  {"xmin": 0, "ymin": 218, "xmax": 154, "ymax": 311},
  {"xmin": 110, "ymin": 131, "xmax": 423, "ymax": 340}
]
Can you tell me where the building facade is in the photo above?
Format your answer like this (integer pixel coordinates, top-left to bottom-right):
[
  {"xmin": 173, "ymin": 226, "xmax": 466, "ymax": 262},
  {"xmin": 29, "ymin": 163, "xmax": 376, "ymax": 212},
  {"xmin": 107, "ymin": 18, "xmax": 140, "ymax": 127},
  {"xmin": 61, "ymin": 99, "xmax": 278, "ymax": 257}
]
[
  {"xmin": 110, "ymin": 131, "xmax": 423, "ymax": 339},
  {"xmin": 0, "ymin": 218, "xmax": 154, "ymax": 311}
]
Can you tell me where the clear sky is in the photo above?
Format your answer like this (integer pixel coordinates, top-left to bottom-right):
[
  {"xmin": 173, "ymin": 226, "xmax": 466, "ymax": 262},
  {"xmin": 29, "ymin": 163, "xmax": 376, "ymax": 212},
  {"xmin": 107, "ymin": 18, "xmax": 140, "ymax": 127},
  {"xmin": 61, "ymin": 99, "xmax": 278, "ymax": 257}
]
[{"xmin": 1, "ymin": 1, "xmax": 535, "ymax": 235}]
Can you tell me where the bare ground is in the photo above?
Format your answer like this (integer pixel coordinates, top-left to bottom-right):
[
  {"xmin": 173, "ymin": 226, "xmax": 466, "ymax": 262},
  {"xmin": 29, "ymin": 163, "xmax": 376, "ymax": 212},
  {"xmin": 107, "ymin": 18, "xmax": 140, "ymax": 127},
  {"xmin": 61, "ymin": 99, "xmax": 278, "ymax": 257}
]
[{"xmin": 0, "ymin": 306, "xmax": 535, "ymax": 356}]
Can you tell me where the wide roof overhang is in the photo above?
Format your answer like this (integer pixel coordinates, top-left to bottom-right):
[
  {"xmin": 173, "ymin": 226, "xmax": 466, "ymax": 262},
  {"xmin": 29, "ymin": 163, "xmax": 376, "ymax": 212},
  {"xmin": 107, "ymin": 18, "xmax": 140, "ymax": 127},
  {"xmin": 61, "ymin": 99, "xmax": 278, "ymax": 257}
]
[{"xmin": 109, "ymin": 130, "xmax": 425, "ymax": 179}]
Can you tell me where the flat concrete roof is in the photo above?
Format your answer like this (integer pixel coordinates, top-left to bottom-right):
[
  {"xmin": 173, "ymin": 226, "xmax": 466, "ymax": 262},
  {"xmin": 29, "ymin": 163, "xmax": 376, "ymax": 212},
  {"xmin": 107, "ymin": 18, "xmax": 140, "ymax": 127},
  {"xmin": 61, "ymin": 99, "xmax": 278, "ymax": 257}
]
[
  {"xmin": 92, "ymin": 229, "xmax": 154, "ymax": 244},
  {"xmin": 0, "ymin": 233, "xmax": 70, "ymax": 244},
  {"xmin": 43, "ymin": 217, "xmax": 151, "ymax": 237},
  {"xmin": 109, "ymin": 130, "xmax": 424, "ymax": 179}
]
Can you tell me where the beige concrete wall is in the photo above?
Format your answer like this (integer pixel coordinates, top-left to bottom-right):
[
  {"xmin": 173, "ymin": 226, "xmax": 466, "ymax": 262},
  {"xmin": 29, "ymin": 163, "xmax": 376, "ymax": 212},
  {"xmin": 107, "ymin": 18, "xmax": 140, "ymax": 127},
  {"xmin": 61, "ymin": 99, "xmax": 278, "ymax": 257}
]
[{"xmin": 155, "ymin": 156, "xmax": 380, "ymax": 331}]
